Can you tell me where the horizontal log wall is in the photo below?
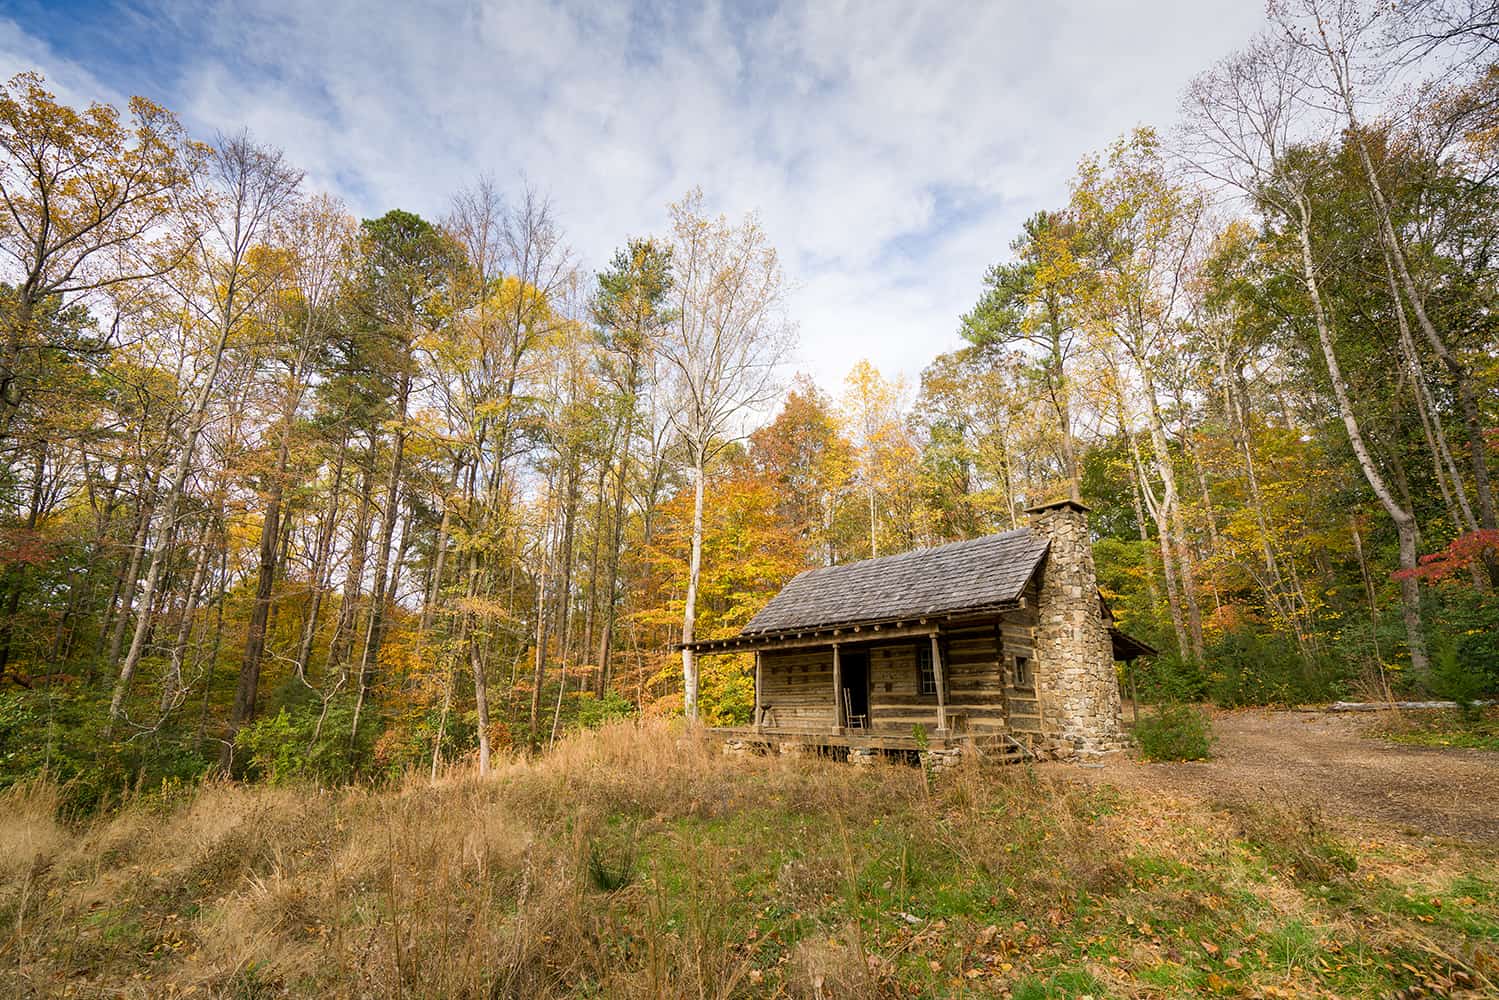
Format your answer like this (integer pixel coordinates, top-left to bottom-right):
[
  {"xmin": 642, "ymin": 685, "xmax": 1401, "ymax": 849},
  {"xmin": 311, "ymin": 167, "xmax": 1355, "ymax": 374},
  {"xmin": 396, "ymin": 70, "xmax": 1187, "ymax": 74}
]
[
  {"xmin": 1001, "ymin": 579, "xmax": 1041, "ymax": 732},
  {"xmin": 758, "ymin": 649, "xmax": 836, "ymax": 730},
  {"xmin": 937, "ymin": 623, "xmax": 1007, "ymax": 733},
  {"xmin": 867, "ymin": 642, "xmax": 938, "ymax": 731}
]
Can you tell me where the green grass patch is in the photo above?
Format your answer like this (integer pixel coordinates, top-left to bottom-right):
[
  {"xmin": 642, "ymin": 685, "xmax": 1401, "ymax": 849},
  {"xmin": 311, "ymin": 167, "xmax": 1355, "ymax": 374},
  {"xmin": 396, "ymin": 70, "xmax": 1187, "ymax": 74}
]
[
  {"xmin": 1370, "ymin": 707, "xmax": 1499, "ymax": 751},
  {"xmin": 1384, "ymin": 724, "xmax": 1499, "ymax": 751}
]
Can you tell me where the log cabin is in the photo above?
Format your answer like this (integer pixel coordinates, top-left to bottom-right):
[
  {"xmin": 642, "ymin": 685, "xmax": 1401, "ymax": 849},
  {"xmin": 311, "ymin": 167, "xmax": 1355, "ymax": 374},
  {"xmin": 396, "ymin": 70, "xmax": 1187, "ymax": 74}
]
[{"xmin": 683, "ymin": 499, "xmax": 1154, "ymax": 763}]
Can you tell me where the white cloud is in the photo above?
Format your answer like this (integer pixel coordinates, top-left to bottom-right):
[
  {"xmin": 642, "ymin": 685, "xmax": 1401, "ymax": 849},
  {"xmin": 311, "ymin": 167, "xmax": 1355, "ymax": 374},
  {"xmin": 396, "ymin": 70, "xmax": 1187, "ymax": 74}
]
[{"xmin": 1, "ymin": 0, "xmax": 1267, "ymax": 391}]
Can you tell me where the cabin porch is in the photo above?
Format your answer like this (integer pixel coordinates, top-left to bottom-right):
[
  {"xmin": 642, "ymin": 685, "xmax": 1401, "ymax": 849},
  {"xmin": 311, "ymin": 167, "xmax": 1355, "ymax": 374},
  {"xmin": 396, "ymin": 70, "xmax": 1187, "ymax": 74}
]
[
  {"xmin": 709, "ymin": 725, "xmax": 972, "ymax": 751},
  {"xmin": 686, "ymin": 609, "xmax": 1043, "ymax": 749}
]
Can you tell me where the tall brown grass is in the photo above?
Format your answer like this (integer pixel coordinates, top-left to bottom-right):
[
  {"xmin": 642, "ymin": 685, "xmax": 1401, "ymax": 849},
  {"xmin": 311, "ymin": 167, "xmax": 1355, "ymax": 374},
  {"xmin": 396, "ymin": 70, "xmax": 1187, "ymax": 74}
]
[{"xmin": 0, "ymin": 719, "xmax": 1123, "ymax": 999}]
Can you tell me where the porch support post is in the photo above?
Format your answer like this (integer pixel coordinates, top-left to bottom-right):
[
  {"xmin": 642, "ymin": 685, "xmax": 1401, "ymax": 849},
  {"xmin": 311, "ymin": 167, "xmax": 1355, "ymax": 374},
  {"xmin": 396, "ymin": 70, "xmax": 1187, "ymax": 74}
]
[
  {"xmin": 754, "ymin": 651, "xmax": 763, "ymax": 732},
  {"xmin": 930, "ymin": 631, "xmax": 947, "ymax": 733},
  {"xmin": 832, "ymin": 642, "xmax": 844, "ymax": 733}
]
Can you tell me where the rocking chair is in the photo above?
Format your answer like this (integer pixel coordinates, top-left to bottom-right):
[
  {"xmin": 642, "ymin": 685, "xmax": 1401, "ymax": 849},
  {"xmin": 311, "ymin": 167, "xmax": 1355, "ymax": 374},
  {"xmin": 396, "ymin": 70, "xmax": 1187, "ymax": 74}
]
[{"xmin": 842, "ymin": 688, "xmax": 868, "ymax": 730}]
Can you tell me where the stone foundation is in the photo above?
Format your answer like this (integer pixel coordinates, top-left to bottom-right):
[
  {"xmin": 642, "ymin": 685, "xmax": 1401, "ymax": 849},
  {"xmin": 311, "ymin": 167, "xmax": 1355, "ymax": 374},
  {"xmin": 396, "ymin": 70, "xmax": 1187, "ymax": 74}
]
[
  {"xmin": 722, "ymin": 738, "xmax": 755, "ymax": 758},
  {"xmin": 848, "ymin": 748, "xmax": 882, "ymax": 766},
  {"xmin": 1029, "ymin": 738, "xmax": 1128, "ymax": 762},
  {"xmin": 920, "ymin": 747, "xmax": 964, "ymax": 773}
]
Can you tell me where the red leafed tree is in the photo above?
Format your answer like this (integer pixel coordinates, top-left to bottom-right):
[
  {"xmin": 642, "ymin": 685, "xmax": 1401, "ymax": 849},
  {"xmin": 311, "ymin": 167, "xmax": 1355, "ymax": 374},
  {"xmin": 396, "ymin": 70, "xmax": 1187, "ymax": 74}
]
[{"xmin": 1394, "ymin": 530, "xmax": 1499, "ymax": 584}]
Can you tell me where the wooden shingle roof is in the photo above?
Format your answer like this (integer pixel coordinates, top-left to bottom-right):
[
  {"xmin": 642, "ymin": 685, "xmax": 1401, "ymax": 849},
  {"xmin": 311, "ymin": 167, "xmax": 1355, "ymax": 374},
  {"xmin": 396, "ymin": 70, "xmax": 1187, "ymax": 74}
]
[{"xmin": 740, "ymin": 528, "xmax": 1050, "ymax": 636}]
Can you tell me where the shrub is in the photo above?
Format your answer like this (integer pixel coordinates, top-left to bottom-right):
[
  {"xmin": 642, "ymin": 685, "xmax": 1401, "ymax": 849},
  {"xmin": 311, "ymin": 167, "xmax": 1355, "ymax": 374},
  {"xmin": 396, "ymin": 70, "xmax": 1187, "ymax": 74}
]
[
  {"xmin": 1431, "ymin": 589, "xmax": 1499, "ymax": 702},
  {"xmin": 234, "ymin": 699, "xmax": 363, "ymax": 785},
  {"xmin": 0, "ymin": 687, "xmax": 213, "ymax": 815},
  {"xmin": 371, "ymin": 705, "xmax": 478, "ymax": 777},
  {"xmin": 1429, "ymin": 643, "xmax": 1489, "ymax": 723},
  {"xmin": 1133, "ymin": 703, "xmax": 1213, "ymax": 761},
  {"xmin": 1133, "ymin": 652, "xmax": 1207, "ymax": 704},
  {"xmin": 586, "ymin": 837, "xmax": 637, "ymax": 892},
  {"xmin": 574, "ymin": 691, "xmax": 636, "ymax": 730}
]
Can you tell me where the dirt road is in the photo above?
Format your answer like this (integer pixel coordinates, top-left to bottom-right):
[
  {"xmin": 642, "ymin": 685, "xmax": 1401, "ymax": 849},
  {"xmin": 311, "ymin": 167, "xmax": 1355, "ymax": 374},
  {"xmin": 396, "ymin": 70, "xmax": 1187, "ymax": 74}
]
[{"xmin": 1065, "ymin": 709, "xmax": 1499, "ymax": 843}]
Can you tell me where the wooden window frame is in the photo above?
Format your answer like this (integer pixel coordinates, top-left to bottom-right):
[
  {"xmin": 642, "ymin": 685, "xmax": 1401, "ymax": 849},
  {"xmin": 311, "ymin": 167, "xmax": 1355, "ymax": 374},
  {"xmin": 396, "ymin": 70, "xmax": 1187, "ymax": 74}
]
[
  {"xmin": 1011, "ymin": 653, "xmax": 1032, "ymax": 691},
  {"xmin": 915, "ymin": 641, "xmax": 938, "ymax": 698}
]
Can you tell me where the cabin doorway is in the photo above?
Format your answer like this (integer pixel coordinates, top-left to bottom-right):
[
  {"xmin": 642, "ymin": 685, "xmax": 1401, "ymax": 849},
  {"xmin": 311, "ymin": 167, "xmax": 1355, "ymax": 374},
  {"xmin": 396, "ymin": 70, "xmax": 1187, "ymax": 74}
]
[{"xmin": 841, "ymin": 651, "xmax": 870, "ymax": 729}]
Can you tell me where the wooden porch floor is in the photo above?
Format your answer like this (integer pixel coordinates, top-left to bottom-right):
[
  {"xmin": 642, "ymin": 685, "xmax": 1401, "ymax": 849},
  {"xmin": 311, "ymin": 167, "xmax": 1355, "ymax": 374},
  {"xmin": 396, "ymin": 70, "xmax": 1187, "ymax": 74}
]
[{"xmin": 710, "ymin": 725, "xmax": 994, "ymax": 752}]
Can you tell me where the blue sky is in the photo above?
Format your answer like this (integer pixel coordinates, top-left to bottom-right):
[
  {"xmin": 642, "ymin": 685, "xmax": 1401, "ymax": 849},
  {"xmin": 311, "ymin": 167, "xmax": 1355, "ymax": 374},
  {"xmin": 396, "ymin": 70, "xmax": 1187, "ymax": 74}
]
[{"xmin": 3, "ymin": 0, "xmax": 1267, "ymax": 390}]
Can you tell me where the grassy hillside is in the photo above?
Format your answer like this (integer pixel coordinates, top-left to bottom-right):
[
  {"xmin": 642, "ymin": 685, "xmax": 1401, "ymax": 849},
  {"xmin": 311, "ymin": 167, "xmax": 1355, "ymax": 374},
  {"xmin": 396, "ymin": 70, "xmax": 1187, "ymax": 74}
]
[{"xmin": 2, "ymin": 720, "xmax": 1495, "ymax": 999}]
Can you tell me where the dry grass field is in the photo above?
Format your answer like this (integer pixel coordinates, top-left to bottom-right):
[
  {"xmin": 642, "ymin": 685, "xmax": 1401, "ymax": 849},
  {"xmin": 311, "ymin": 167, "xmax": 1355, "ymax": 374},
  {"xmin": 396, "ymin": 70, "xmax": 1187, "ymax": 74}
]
[{"xmin": 1, "ymin": 714, "xmax": 1495, "ymax": 999}]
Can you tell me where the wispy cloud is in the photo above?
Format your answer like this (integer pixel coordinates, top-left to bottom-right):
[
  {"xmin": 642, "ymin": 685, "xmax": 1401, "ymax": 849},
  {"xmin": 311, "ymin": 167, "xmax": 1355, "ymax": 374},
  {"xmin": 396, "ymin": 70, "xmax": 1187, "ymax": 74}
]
[{"xmin": 2, "ymin": 0, "xmax": 1265, "ymax": 388}]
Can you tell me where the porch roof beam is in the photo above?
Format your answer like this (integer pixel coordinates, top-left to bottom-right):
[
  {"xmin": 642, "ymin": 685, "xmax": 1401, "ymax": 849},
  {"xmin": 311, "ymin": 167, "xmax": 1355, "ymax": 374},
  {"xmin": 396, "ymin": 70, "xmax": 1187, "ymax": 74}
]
[{"xmin": 676, "ymin": 602, "xmax": 1019, "ymax": 655}]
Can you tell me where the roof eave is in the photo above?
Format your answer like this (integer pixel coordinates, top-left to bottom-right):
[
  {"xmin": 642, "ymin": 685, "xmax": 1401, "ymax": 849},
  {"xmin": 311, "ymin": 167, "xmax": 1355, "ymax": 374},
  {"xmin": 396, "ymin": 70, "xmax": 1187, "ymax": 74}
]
[{"xmin": 676, "ymin": 600, "xmax": 1023, "ymax": 654}]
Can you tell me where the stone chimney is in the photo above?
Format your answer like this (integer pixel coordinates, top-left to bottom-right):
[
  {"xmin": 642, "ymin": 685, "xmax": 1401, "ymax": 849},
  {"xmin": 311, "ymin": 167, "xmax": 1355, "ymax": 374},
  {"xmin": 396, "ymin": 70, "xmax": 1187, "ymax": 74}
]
[{"xmin": 1025, "ymin": 499, "xmax": 1125, "ymax": 755}]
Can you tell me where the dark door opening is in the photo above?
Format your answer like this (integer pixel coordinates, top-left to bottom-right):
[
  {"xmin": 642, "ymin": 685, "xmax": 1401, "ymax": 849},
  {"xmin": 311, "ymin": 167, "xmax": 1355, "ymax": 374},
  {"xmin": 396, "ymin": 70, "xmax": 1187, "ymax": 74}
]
[{"xmin": 842, "ymin": 651, "xmax": 870, "ymax": 728}]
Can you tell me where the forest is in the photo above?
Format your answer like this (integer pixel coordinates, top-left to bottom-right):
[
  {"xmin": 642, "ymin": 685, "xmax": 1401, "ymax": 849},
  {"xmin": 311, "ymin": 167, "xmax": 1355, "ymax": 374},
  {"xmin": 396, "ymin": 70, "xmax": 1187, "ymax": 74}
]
[{"xmin": 1, "ymin": 0, "xmax": 1497, "ymax": 809}]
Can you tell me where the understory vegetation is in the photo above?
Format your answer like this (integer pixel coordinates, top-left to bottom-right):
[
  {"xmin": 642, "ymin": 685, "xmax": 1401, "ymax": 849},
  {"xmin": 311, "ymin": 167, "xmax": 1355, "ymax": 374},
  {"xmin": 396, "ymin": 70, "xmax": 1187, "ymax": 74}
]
[
  {"xmin": 1132, "ymin": 704, "xmax": 1216, "ymax": 762},
  {"xmin": 1, "ymin": 719, "xmax": 1494, "ymax": 1000}
]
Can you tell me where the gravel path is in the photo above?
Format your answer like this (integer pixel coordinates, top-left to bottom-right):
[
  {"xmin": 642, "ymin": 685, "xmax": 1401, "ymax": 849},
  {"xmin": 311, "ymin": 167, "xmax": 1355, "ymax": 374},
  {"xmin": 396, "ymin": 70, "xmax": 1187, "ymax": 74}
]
[{"xmin": 1061, "ymin": 709, "xmax": 1499, "ymax": 843}]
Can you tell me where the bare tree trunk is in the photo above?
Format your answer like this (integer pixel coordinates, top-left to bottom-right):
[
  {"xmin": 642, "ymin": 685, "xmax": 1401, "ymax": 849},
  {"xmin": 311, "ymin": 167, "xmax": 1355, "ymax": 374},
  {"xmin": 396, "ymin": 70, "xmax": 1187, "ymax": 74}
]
[
  {"xmin": 295, "ymin": 438, "xmax": 348, "ymax": 681},
  {"xmin": 1181, "ymin": 425, "xmax": 1221, "ymax": 554},
  {"xmin": 1127, "ymin": 425, "xmax": 1190, "ymax": 661},
  {"xmin": 596, "ymin": 367, "xmax": 639, "ymax": 697},
  {"xmin": 581, "ymin": 454, "xmax": 608, "ymax": 680},
  {"xmin": 529, "ymin": 561, "xmax": 550, "ymax": 744},
  {"xmin": 1051, "ymin": 324, "xmax": 1081, "ymax": 503},
  {"xmin": 468, "ymin": 618, "xmax": 490, "ymax": 771},
  {"xmin": 352, "ymin": 353, "xmax": 410, "ymax": 737},
  {"xmin": 1387, "ymin": 252, "xmax": 1482, "ymax": 549},
  {"xmin": 328, "ymin": 455, "xmax": 374, "ymax": 679},
  {"xmin": 680, "ymin": 453, "xmax": 706, "ymax": 721},
  {"xmin": 196, "ymin": 504, "xmax": 229, "ymax": 748},
  {"xmin": 450, "ymin": 452, "xmax": 492, "ymax": 774},
  {"xmin": 84, "ymin": 458, "xmax": 128, "ymax": 675},
  {"xmin": 159, "ymin": 517, "xmax": 214, "ymax": 717},
  {"xmin": 548, "ymin": 459, "xmax": 580, "ymax": 745},
  {"xmin": 420, "ymin": 457, "xmax": 462, "ymax": 635},
  {"xmin": 225, "ymin": 408, "xmax": 295, "ymax": 761},
  {"xmin": 1382, "ymin": 246, "xmax": 1488, "ymax": 592},
  {"xmin": 1220, "ymin": 355, "xmax": 1290, "ymax": 601},
  {"xmin": 1126, "ymin": 461, "xmax": 1160, "ymax": 608},
  {"xmin": 1349, "ymin": 517, "xmax": 1390, "ymax": 699},
  {"xmin": 1294, "ymin": 200, "xmax": 1428, "ymax": 679},
  {"xmin": 529, "ymin": 476, "xmax": 557, "ymax": 744},
  {"xmin": 1137, "ymin": 360, "xmax": 1205, "ymax": 665},
  {"xmin": 103, "ymin": 480, "xmax": 154, "ymax": 676},
  {"xmin": 388, "ymin": 503, "xmax": 413, "ymax": 608}
]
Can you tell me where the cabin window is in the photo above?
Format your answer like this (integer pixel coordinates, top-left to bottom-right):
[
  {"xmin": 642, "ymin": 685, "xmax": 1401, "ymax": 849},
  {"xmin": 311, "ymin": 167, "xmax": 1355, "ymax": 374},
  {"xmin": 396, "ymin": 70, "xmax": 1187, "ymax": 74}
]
[
  {"xmin": 1013, "ymin": 655, "xmax": 1031, "ymax": 688},
  {"xmin": 917, "ymin": 644, "xmax": 937, "ymax": 696}
]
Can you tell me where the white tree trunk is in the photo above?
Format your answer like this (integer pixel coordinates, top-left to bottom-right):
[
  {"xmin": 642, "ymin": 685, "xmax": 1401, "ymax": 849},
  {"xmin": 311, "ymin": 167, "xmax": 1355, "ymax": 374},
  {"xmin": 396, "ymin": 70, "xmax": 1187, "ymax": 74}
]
[
  {"xmin": 1138, "ymin": 359, "xmax": 1206, "ymax": 665},
  {"xmin": 1295, "ymin": 202, "xmax": 1429, "ymax": 678},
  {"xmin": 680, "ymin": 454, "xmax": 705, "ymax": 721}
]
